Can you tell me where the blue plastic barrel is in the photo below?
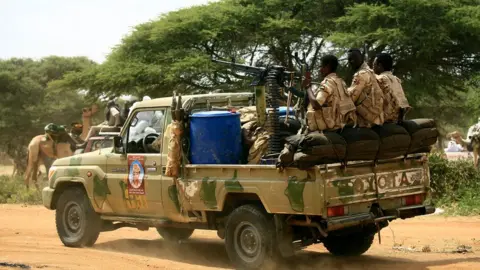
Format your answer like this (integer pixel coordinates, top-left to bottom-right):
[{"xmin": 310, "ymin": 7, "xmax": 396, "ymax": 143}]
[
  {"xmin": 189, "ymin": 111, "xmax": 242, "ymax": 164},
  {"xmin": 266, "ymin": 106, "xmax": 295, "ymax": 116}
]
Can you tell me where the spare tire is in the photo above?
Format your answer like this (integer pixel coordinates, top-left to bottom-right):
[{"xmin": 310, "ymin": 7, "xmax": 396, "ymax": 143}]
[
  {"xmin": 338, "ymin": 127, "xmax": 380, "ymax": 161},
  {"xmin": 372, "ymin": 124, "xmax": 411, "ymax": 160}
]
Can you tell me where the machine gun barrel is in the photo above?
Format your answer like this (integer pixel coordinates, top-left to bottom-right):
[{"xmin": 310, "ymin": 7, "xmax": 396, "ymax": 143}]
[
  {"xmin": 211, "ymin": 58, "xmax": 266, "ymax": 75},
  {"xmin": 211, "ymin": 58, "xmax": 298, "ymax": 79}
]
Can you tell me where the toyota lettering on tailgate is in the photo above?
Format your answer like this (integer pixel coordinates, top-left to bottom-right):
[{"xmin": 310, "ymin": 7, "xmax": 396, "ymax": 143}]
[
  {"xmin": 331, "ymin": 169, "xmax": 424, "ymax": 195},
  {"xmin": 376, "ymin": 170, "xmax": 423, "ymax": 193}
]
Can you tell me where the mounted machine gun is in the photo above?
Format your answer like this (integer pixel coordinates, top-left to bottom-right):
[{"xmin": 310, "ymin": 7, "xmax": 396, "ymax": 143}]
[{"xmin": 212, "ymin": 58, "xmax": 299, "ymax": 155}]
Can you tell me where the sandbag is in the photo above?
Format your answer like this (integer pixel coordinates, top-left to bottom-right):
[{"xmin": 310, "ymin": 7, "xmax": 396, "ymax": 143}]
[
  {"xmin": 372, "ymin": 124, "xmax": 411, "ymax": 160},
  {"xmin": 277, "ymin": 144, "xmax": 296, "ymax": 166},
  {"xmin": 300, "ymin": 132, "xmax": 346, "ymax": 161},
  {"xmin": 279, "ymin": 116, "xmax": 302, "ymax": 134},
  {"xmin": 238, "ymin": 106, "xmax": 257, "ymax": 123},
  {"xmin": 338, "ymin": 127, "xmax": 380, "ymax": 161},
  {"xmin": 400, "ymin": 119, "xmax": 436, "ymax": 134},
  {"xmin": 285, "ymin": 134, "xmax": 304, "ymax": 149},
  {"xmin": 300, "ymin": 131, "xmax": 346, "ymax": 149},
  {"xmin": 293, "ymin": 151, "xmax": 343, "ymax": 170},
  {"xmin": 293, "ymin": 152, "xmax": 322, "ymax": 170},
  {"xmin": 408, "ymin": 127, "xmax": 439, "ymax": 154},
  {"xmin": 165, "ymin": 121, "xmax": 183, "ymax": 178},
  {"xmin": 248, "ymin": 130, "xmax": 269, "ymax": 164}
]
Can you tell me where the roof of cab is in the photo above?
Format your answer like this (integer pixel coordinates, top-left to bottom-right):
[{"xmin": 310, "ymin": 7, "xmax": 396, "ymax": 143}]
[{"xmin": 135, "ymin": 92, "xmax": 253, "ymax": 109}]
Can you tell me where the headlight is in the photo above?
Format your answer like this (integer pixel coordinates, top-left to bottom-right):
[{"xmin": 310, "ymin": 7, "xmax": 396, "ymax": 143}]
[{"xmin": 48, "ymin": 166, "xmax": 57, "ymax": 181}]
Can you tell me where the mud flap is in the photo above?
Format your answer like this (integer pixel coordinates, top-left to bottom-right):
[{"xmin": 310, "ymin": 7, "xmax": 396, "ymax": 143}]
[{"xmin": 273, "ymin": 215, "xmax": 295, "ymax": 258}]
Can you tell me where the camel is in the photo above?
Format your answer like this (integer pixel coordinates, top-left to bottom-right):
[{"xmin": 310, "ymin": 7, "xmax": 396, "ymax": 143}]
[
  {"xmin": 447, "ymin": 130, "xmax": 480, "ymax": 168},
  {"xmin": 24, "ymin": 105, "xmax": 98, "ymax": 189}
]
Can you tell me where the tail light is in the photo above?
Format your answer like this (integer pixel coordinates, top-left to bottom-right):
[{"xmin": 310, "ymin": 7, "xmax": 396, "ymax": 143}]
[
  {"xmin": 402, "ymin": 194, "xmax": 424, "ymax": 206},
  {"xmin": 327, "ymin": 206, "xmax": 348, "ymax": 217}
]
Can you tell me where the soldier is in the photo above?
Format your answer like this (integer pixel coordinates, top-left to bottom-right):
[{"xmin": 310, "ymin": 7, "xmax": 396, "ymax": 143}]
[
  {"xmin": 373, "ymin": 53, "xmax": 411, "ymax": 123},
  {"xmin": 346, "ymin": 48, "xmax": 384, "ymax": 128},
  {"xmin": 105, "ymin": 100, "xmax": 123, "ymax": 127},
  {"xmin": 305, "ymin": 54, "xmax": 356, "ymax": 132}
]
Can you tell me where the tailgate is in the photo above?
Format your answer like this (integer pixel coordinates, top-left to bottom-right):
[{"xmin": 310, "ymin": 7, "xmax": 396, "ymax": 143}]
[{"xmin": 324, "ymin": 158, "xmax": 428, "ymax": 206}]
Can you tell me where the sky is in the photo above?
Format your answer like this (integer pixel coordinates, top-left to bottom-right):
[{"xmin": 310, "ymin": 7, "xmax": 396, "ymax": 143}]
[{"xmin": 0, "ymin": 0, "xmax": 213, "ymax": 63}]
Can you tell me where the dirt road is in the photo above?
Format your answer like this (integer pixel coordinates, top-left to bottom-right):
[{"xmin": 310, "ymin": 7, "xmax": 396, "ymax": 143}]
[{"xmin": 1, "ymin": 205, "xmax": 479, "ymax": 270}]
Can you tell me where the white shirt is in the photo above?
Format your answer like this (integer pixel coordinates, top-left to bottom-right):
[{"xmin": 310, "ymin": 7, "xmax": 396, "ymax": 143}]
[
  {"xmin": 445, "ymin": 141, "xmax": 463, "ymax": 152},
  {"xmin": 466, "ymin": 122, "xmax": 480, "ymax": 143},
  {"xmin": 110, "ymin": 107, "xmax": 120, "ymax": 117}
]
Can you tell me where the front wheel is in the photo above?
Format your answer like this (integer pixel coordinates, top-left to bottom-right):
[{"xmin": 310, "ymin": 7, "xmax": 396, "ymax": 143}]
[
  {"xmin": 323, "ymin": 232, "xmax": 374, "ymax": 256},
  {"xmin": 225, "ymin": 205, "xmax": 275, "ymax": 270},
  {"xmin": 55, "ymin": 187, "xmax": 101, "ymax": 247},
  {"xmin": 156, "ymin": 227, "xmax": 194, "ymax": 242}
]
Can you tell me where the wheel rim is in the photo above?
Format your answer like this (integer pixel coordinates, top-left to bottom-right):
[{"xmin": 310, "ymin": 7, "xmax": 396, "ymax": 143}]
[
  {"xmin": 63, "ymin": 201, "xmax": 84, "ymax": 237},
  {"xmin": 233, "ymin": 221, "xmax": 262, "ymax": 263}
]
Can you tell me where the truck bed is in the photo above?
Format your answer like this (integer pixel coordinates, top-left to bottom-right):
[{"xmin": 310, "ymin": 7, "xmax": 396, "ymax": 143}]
[{"xmin": 180, "ymin": 154, "xmax": 429, "ymax": 217}]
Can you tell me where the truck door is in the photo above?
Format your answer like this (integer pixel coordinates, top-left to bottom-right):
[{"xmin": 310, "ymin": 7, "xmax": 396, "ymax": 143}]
[{"xmin": 105, "ymin": 108, "xmax": 166, "ymax": 217}]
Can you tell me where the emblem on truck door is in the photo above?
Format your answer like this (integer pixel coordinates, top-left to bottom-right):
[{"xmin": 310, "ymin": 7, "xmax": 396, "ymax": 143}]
[{"xmin": 128, "ymin": 155, "xmax": 146, "ymax": 195}]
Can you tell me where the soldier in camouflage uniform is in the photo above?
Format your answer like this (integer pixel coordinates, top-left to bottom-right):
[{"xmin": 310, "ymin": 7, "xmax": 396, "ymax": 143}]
[
  {"xmin": 346, "ymin": 49, "xmax": 384, "ymax": 128},
  {"xmin": 305, "ymin": 55, "xmax": 356, "ymax": 132},
  {"xmin": 373, "ymin": 53, "xmax": 411, "ymax": 123}
]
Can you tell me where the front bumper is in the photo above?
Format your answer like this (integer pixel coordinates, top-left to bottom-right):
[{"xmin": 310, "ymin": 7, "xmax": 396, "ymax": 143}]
[
  {"xmin": 326, "ymin": 204, "xmax": 435, "ymax": 232},
  {"xmin": 42, "ymin": 187, "xmax": 55, "ymax": 210}
]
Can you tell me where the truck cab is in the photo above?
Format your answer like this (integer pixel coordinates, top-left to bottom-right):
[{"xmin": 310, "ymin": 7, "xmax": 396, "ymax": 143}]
[{"xmin": 42, "ymin": 92, "xmax": 435, "ymax": 270}]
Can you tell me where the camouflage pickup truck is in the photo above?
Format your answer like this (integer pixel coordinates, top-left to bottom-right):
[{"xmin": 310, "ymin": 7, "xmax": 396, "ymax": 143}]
[{"xmin": 42, "ymin": 93, "xmax": 435, "ymax": 269}]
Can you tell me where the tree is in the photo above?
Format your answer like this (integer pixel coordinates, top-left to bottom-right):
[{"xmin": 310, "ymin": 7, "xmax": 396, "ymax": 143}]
[
  {"xmin": 0, "ymin": 57, "xmax": 97, "ymax": 174},
  {"xmin": 329, "ymin": 0, "xmax": 480, "ymax": 128},
  {"xmin": 57, "ymin": 0, "xmax": 479, "ymax": 131},
  {"xmin": 59, "ymin": 0, "xmax": 374, "ymax": 98}
]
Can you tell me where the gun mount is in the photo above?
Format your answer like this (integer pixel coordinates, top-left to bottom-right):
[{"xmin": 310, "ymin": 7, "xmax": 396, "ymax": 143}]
[
  {"xmin": 212, "ymin": 58, "xmax": 297, "ymax": 155},
  {"xmin": 211, "ymin": 58, "xmax": 297, "ymax": 87}
]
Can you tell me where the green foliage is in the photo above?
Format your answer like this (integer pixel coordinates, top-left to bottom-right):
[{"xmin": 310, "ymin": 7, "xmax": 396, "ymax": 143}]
[
  {"xmin": 0, "ymin": 56, "xmax": 97, "ymax": 172},
  {"xmin": 429, "ymin": 153, "xmax": 480, "ymax": 216},
  {"xmin": 53, "ymin": 0, "xmax": 480, "ymax": 133},
  {"xmin": 0, "ymin": 175, "xmax": 44, "ymax": 204},
  {"xmin": 58, "ymin": 0, "xmax": 356, "ymax": 98},
  {"xmin": 330, "ymin": 0, "xmax": 480, "ymax": 129}
]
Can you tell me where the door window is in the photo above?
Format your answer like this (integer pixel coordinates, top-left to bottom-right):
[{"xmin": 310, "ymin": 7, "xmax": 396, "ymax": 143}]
[{"xmin": 125, "ymin": 109, "xmax": 165, "ymax": 154}]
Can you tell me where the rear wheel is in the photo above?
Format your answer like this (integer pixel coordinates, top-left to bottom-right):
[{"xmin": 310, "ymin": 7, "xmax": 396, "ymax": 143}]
[
  {"xmin": 156, "ymin": 227, "xmax": 194, "ymax": 242},
  {"xmin": 323, "ymin": 232, "xmax": 374, "ymax": 256},
  {"xmin": 225, "ymin": 205, "xmax": 275, "ymax": 270},
  {"xmin": 55, "ymin": 187, "xmax": 101, "ymax": 247}
]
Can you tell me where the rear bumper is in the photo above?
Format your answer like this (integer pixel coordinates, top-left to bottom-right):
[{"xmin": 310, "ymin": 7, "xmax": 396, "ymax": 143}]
[
  {"xmin": 42, "ymin": 187, "xmax": 55, "ymax": 210},
  {"xmin": 326, "ymin": 204, "xmax": 435, "ymax": 232}
]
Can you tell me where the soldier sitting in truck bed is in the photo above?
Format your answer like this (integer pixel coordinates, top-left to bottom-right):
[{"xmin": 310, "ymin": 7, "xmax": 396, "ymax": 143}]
[{"xmin": 306, "ymin": 55, "xmax": 356, "ymax": 132}]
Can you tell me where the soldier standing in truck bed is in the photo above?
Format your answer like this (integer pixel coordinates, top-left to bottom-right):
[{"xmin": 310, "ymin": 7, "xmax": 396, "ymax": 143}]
[
  {"xmin": 305, "ymin": 55, "xmax": 357, "ymax": 132},
  {"xmin": 373, "ymin": 53, "xmax": 411, "ymax": 123},
  {"xmin": 346, "ymin": 48, "xmax": 384, "ymax": 128}
]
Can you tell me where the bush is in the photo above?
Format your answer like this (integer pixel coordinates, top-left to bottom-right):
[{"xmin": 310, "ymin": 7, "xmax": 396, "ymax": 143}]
[
  {"xmin": 0, "ymin": 175, "xmax": 44, "ymax": 204},
  {"xmin": 429, "ymin": 153, "xmax": 480, "ymax": 215}
]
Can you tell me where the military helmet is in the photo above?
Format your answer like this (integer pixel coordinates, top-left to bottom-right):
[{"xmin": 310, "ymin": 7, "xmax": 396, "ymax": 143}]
[{"xmin": 44, "ymin": 123, "xmax": 66, "ymax": 134}]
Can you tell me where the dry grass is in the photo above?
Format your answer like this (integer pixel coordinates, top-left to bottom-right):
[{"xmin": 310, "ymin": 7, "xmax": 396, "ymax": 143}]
[
  {"xmin": 0, "ymin": 165, "xmax": 46, "ymax": 176},
  {"xmin": 0, "ymin": 165, "xmax": 14, "ymax": 175}
]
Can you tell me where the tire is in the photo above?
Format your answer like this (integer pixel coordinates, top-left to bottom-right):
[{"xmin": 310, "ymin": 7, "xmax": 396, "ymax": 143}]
[
  {"xmin": 323, "ymin": 232, "xmax": 374, "ymax": 256},
  {"xmin": 156, "ymin": 227, "xmax": 194, "ymax": 242},
  {"xmin": 225, "ymin": 204, "xmax": 275, "ymax": 270},
  {"xmin": 55, "ymin": 187, "xmax": 101, "ymax": 247}
]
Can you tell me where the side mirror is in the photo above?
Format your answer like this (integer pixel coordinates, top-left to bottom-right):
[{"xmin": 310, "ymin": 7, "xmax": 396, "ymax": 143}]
[{"xmin": 113, "ymin": 136, "xmax": 124, "ymax": 153}]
